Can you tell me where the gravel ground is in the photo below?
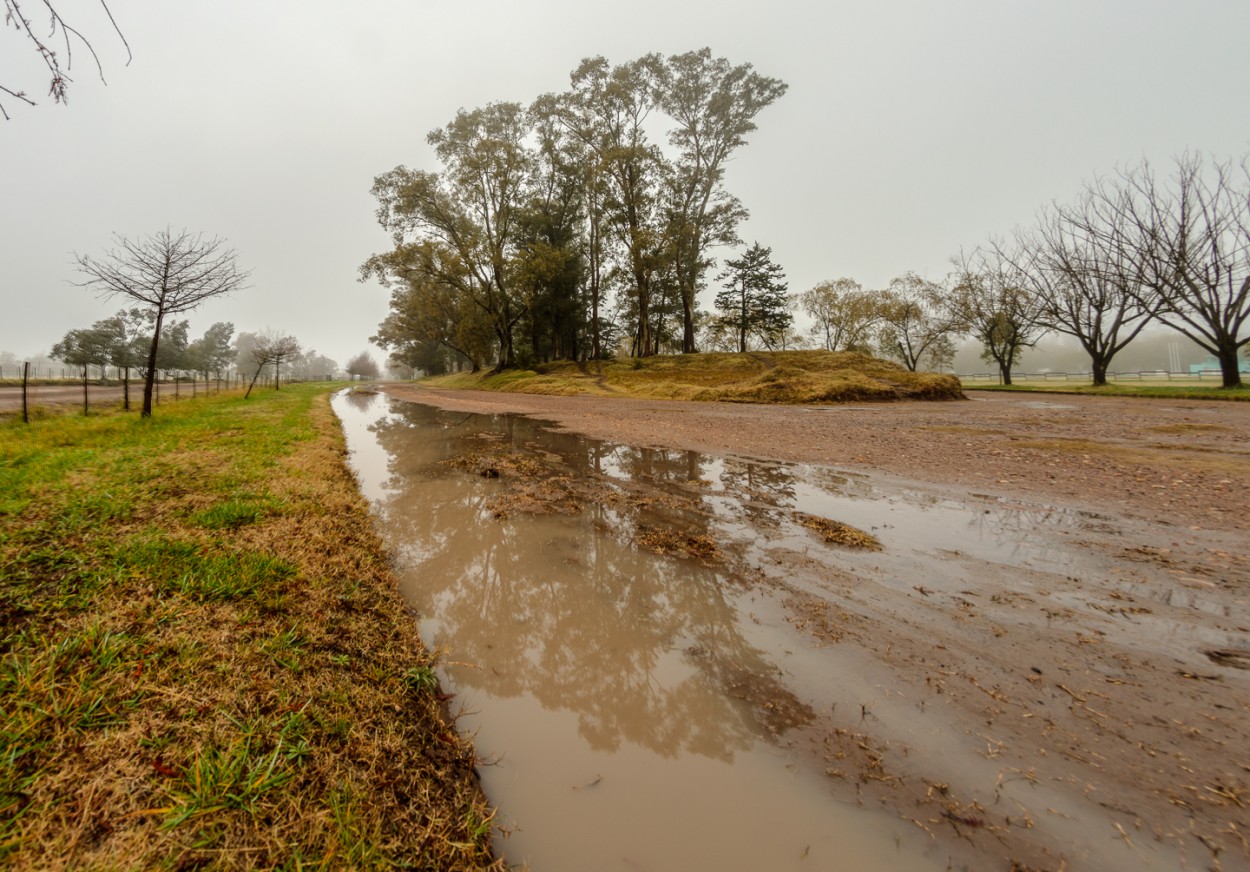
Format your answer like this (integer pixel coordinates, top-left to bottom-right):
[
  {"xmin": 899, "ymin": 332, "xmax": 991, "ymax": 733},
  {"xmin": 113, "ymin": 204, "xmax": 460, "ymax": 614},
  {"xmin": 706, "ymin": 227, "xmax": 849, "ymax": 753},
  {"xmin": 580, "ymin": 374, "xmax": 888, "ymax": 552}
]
[{"xmin": 380, "ymin": 384, "xmax": 1250, "ymax": 871}]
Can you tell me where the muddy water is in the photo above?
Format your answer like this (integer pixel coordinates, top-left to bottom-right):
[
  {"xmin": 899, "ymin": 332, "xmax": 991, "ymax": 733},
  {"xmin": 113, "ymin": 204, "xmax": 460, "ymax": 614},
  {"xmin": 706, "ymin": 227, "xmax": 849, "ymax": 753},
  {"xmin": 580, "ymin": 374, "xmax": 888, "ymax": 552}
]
[{"xmin": 335, "ymin": 390, "xmax": 954, "ymax": 871}]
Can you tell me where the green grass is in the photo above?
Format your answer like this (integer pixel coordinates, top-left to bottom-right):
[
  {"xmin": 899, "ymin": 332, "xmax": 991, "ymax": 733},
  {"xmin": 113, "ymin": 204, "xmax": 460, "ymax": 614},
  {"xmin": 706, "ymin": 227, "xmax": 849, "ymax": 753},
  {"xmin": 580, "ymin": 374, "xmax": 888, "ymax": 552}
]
[
  {"xmin": 424, "ymin": 349, "xmax": 963, "ymax": 403},
  {"xmin": 966, "ymin": 382, "xmax": 1250, "ymax": 401},
  {"xmin": 0, "ymin": 384, "xmax": 500, "ymax": 870}
]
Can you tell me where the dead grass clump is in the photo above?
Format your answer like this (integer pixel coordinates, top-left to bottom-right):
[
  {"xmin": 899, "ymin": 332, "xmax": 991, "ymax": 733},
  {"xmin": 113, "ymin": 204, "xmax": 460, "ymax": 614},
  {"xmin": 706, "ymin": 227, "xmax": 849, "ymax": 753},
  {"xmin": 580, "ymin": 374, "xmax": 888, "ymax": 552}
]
[
  {"xmin": 487, "ymin": 476, "xmax": 584, "ymax": 518},
  {"xmin": 443, "ymin": 449, "xmax": 546, "ymax": 479},
  {"xmin": 795, "ymin": 512, "xmax": 882, "ymax": 550},
  {"xmin": 635, "ymin": 527, "xmax": 720, "ymax": 562}
]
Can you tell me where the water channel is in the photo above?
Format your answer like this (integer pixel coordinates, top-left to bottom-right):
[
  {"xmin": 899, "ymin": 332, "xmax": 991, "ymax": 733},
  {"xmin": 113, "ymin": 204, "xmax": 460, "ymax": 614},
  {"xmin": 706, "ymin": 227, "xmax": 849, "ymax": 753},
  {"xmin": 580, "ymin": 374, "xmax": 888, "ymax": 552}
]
[{"xmin": 333, "ymin": 389, "xmax": 1124, "ymax": 870}]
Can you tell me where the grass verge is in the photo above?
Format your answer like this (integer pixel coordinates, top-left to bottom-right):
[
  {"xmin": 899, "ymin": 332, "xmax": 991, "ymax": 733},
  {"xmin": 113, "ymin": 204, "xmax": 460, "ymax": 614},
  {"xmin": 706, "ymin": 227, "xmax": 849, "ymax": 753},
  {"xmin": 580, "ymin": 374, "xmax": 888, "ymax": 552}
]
[
  {"xmin": 965, "ymin": 382, "xmax": 1250, "ymax": 401},
  {"xmin": 424, "ymin": 350, "xmax": 962, "ymax": 403},
  {"xmin": 0, "ymin": 384, "xmax": 500, "ymax": 870}
]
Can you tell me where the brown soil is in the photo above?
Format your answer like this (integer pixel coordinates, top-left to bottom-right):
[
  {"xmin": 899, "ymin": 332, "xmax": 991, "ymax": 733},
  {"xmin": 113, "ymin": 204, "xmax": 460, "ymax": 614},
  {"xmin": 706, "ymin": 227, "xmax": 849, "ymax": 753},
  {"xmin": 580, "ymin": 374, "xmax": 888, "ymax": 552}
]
[
  {"xmin": 381, "ymin": 384, "xmax": 1250, "ymax": 871},
  {"xmin": 383, "ymin": 386, "xmax": 1250, "ymax": 532}
]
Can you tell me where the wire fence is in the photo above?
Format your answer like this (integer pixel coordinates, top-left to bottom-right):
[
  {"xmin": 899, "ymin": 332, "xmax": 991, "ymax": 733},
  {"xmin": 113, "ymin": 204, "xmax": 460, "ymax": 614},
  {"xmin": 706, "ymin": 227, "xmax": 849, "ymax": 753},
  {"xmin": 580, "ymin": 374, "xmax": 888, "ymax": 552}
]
[
  {"xmin": 956, "ymin": 369, "xmax": 1238, "ymax": 384},
  {"xmin": 0, "ymin": 364, "xmax": 337, "ymax": 422}
]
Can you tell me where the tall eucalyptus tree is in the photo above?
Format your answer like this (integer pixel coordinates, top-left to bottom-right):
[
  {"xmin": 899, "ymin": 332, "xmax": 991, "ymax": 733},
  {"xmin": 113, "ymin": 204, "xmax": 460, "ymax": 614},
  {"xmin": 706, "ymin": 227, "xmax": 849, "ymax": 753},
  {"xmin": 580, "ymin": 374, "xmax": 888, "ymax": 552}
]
[
  {"xmin": 371, "ymin": 102, "xmax": 534, "ymax": 370},
  {"xmin": 659, "ymin": 49, "xmax": 787, "ymax": 353},
  {"xmin": 557, "ymin": 54, "xmax": 668, "ymax": 357}
]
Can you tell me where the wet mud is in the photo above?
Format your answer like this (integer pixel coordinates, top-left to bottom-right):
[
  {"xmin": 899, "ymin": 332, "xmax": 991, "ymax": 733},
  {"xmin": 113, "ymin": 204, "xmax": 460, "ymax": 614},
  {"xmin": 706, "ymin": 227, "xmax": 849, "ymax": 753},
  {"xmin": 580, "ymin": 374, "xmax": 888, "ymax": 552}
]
[{"xmin": 335, "ymin": 389, "xmax": 1250, "ymax": 871}]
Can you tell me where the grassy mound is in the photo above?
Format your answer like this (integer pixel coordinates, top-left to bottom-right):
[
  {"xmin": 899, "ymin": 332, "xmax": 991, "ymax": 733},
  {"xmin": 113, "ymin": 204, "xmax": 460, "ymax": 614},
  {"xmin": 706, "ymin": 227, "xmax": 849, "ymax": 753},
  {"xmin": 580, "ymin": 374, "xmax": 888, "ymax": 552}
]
[{"xmin": 425, "ymin": 350, "xmax": 963, "ymax": 404}]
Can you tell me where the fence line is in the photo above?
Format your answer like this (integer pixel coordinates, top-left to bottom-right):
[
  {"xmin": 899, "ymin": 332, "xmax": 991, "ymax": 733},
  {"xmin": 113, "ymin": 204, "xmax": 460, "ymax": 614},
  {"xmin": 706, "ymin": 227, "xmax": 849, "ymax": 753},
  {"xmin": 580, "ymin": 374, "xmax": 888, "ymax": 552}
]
[
  {"xmin": 0, "ymin": 365, "xmax": 337, "ymax": 383},
  {"xmin": 1, "ymin": 364, "xmax": 338, "ymax": 421},
  {"xmin": 956, "ymin": 369, "xmax": 1240, "ymax": 384}
]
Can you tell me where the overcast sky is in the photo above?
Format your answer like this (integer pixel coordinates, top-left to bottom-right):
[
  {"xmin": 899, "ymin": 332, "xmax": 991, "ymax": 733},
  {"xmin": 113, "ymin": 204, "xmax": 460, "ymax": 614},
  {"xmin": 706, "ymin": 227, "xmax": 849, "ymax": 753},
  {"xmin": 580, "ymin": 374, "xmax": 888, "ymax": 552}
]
[{"xmin": 3, "ymin": 0, "xmax": 1248, "ymax": 368}]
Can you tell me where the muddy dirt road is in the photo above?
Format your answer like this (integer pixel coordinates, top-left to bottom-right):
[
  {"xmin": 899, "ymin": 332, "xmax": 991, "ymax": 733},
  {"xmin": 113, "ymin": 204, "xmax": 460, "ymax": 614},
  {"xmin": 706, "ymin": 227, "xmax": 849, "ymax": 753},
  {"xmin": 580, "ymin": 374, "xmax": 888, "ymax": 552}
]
[{"xmin": 371, "ymin": 385, "xmax": 1250, "ymax": 871}]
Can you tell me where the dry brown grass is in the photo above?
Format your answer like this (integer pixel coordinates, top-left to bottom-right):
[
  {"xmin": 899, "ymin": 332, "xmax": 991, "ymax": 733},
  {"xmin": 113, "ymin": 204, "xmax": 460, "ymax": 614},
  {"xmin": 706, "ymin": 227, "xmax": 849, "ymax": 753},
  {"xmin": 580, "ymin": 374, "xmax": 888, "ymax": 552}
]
[
  {"xmin": 794, "ymin": 513, "xmax": 883, "ymax": 550},
  {"xmin": 425, "ymin": 350, "xmax": 963, "ymax": 405},
  {"xmin": 635, "ymin": 528, "xmax": 720, "ymax": 561},
  {"xmin": 0, "ymin": 387, "xmax": 501, "ymax": 870}
]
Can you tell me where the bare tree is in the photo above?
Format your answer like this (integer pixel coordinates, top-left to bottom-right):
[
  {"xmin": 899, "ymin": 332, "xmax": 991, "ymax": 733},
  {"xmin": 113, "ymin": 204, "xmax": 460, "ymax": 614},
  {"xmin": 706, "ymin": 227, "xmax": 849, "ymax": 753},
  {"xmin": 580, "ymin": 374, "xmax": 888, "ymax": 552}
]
[
  {"xmin": 948, "ymin": 246, "xmax": 1047, "ymax": 385},
  {"xmin": 2, "ymin": 0, "xmax": 130, "ymax": 119},
  {"xmin": 75, "ymin": 229, "xmax": 250, "ymax": 416},
  {"xmin": 1015, "ymin": 196, "xmax": 1160, "ymax": 386},
  {"xmin": 1081, "ymin": 154, "xmax": 1249, "ymax": 387},
  {"xmin": 244, "ymin": 332, "xmax": 301, "ymax": 397}
]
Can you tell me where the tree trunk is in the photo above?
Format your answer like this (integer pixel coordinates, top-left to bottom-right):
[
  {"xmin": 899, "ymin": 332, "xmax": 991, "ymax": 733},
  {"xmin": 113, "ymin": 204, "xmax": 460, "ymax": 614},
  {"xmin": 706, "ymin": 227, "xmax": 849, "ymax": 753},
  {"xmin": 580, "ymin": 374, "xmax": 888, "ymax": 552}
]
[
  {"xmin": 1216, "ymin": 344, "xmax": 1243, "ymax": 388},
  {"xmin": 999, "ymin": 363, "xmax": 1013, "ymax": 386},
  {"xmin": 739, "ymin": 290, "xmax": 748, "ymax": 354},
  {"xmin": 681, "ymin": 292, "xmax": 696, "ymax": 354},
  {"xmin": 245, "ymin": 363, "xmax": 265, "ymax": 398},
  {"xmin": 141, "ymin": 310, "xmax": 165, "ymax": 418},
  {"xmin": 591, "ymin": 283, "xmax": 601, "ymax": 360},
  {"xmin": 1091, "ymin": 358, "xmax": 1109, "ymax": 387},
  {"xmin": 635, "ymin": 284, "xmax": 652, "ymax": 358}
]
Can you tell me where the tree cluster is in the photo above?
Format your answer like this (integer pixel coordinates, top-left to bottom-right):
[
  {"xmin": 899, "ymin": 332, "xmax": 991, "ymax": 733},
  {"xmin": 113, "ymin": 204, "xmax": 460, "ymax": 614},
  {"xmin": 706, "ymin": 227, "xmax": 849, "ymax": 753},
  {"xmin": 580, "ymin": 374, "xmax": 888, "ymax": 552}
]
[
  {"xmin": 797, "ymin": 272, "xmax": 956, "ymax": 372},
  {"xmin": 363, "ymin": 49, "xmax": 787, "ymax": 374},
  {"xmin": 51, "ymin": 312, "xmax": 235, "ymax": 410},
  {"xmin": 802, "ymin": 152, "xmax": 1250, "ymax": 387},
  {"xmin": 57, "ymin": 226, "xmax": 336, "ymax": 414}
]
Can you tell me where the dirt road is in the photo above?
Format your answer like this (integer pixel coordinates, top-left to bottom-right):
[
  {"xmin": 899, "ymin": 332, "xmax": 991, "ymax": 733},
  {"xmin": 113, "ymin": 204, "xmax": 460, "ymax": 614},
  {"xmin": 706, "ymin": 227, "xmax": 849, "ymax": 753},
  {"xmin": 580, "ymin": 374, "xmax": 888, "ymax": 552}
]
[
  {"xmin": 384, "ymin": 385, "xmax": 1250, "ymax": 532},
  {"xmin": 380, "ymin": 384, "xmax": 1250, "ymax": 871}
]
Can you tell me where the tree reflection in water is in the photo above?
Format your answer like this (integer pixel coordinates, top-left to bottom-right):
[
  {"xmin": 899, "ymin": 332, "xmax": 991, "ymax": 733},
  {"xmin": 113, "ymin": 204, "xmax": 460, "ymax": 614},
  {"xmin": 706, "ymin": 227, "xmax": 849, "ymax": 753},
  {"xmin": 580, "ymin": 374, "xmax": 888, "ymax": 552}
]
[{"xmin": 364, "ymin": 398, "xmax": 815, "ymax": 761}]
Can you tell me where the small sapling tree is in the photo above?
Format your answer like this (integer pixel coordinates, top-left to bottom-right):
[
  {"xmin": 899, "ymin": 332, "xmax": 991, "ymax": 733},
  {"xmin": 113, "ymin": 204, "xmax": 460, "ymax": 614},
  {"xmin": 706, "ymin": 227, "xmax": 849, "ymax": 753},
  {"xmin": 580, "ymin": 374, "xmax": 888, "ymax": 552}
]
[{"xmin": 74, "ymin": 229, "xmax": 250, "ymax": 416}]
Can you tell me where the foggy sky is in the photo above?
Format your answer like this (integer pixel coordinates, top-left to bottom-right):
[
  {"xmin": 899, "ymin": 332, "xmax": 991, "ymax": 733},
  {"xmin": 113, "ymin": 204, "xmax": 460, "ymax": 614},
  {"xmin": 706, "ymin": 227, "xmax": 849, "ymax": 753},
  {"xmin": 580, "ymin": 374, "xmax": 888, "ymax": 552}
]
[{"xmin": 3, "ymin": 0, "xmax": 1248, "ymax": 369}]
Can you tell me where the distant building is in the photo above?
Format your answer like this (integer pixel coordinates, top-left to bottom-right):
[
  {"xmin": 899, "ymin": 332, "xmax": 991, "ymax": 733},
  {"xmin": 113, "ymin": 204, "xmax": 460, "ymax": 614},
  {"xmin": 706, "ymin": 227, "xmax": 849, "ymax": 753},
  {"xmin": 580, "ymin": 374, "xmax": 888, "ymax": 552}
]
[{"xmin": 1189, "ymin": 356, "xmax": 1250, "ymax": 374}]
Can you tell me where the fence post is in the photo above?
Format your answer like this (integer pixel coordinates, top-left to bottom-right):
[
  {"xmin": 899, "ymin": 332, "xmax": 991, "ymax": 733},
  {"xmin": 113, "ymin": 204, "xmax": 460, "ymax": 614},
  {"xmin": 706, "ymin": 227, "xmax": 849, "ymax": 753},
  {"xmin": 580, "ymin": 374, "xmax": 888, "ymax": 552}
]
[
  {"xmin": 22, "ymin": 361, "xmax": 29, "ymax": 424},
  {"xmin": 82, "ymin": 365, "xmax": 89, "ymax": 416}
]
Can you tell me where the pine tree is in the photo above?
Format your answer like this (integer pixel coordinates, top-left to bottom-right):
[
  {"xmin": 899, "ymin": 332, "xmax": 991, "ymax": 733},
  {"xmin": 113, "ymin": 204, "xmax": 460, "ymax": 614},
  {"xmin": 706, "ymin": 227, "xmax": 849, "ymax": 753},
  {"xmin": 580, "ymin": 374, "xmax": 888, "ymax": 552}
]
[{"xmin": 713, "ymin": 243, "xmax": 791, "ymax": 352}]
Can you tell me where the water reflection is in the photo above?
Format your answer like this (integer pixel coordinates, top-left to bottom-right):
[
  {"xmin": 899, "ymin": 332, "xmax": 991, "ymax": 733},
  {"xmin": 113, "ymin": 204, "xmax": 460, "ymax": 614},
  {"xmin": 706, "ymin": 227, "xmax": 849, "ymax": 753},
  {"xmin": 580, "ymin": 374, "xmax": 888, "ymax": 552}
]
[
  {"xmin": 343, "ymin": 392, "xmax": 1086, "ymax": 765},
  {"xmin": 366, "ymin": 400, "xmax": 812, "ymax": 759},
  {"xmin": 335, "ymin": 389, "xmax": 1188, "ymax": 872}
]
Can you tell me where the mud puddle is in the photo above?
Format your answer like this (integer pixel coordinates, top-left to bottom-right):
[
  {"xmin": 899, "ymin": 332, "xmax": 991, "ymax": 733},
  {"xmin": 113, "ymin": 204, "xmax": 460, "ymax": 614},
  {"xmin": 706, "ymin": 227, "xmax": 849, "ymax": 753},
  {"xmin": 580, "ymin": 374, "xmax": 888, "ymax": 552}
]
[{"xmin": 334, "ymin": 390, "xmax": 1243, "ymax": 871}]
